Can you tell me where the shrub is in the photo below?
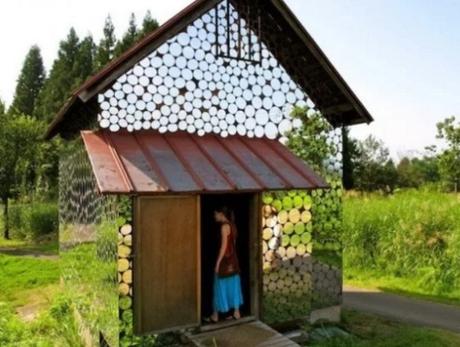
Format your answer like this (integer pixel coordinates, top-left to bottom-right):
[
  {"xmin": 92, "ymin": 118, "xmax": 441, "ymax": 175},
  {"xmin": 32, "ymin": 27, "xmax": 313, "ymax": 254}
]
[
  {"xmin": 7, "ymin": 202, "xmax": 58, "ymax": 240},
  {"xmin": 28, "ymin": 203, "xmax": 58, "ymax": 239},
  {"xmin": 8, "ymin": 204, "xmax": 26, "ymax": 239}
]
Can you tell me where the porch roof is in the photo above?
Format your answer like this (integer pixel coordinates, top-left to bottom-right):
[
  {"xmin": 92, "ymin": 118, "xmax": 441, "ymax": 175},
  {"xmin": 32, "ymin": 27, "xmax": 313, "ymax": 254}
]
[{"xmin": 81, "ymin": 130, "xmax": 329, "ymax": 194}]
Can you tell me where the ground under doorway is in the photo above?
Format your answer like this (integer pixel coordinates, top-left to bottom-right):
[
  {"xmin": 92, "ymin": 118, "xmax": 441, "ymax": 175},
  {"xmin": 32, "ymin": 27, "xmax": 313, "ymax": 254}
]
[{"xmin": 200, "ymin": 193, "xmax": 255, "ymax": 322}]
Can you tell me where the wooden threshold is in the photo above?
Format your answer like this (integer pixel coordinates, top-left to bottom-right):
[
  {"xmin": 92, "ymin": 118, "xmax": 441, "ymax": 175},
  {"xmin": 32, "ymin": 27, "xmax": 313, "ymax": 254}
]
[
  {"xmin": 187, "ymin": 320, "xmax": 300, "ymax": 347},
  {"xmin": 198, "ymin": 315, "xmax": 256, "ymax": 333}
]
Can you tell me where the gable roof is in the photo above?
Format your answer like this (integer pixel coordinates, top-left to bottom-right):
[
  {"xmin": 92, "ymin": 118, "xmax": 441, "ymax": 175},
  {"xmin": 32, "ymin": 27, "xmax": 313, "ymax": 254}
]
[{"xmin": 46, "ymin": 0, "xmax": 373, "ymax": 140}]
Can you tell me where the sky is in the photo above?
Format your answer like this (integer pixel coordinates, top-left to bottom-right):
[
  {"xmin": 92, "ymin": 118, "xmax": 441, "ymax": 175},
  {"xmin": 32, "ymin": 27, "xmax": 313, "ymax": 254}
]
[{"xmin": 0, "ymin": 0, "xmax": 459, "ymax": 159}]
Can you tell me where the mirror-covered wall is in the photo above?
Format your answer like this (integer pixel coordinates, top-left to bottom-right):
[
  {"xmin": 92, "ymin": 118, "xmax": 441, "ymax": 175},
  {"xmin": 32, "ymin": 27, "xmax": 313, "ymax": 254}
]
[
  {"xmin": 97, "ymin": 1, "xmax": 312, "ymax": 141},
  {"xmin": 59, "ymin": 139, "xmax": 123, "ymax": 346},
  {"xmin": 261, "ymin": 126, "xmax": 343, "ymax": 324}
]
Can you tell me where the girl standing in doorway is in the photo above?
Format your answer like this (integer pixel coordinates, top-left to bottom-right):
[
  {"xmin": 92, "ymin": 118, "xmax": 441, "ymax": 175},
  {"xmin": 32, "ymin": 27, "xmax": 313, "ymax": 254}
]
[{"xmin": 206, "ymin": 206, "xmax": 243, "ymax": 323}]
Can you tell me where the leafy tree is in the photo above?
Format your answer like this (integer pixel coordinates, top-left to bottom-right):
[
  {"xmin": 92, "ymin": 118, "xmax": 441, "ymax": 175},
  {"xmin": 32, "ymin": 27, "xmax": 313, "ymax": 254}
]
[
  {"xmin": 436, "ymin": 116, "xmax": 460, "ymax": 192},
  {"xmin": 286, "ymin": 106, "xmax": 334, "ymax": 173},
  {"xmin": 397, "ymin": 157, "xmax": 421, "ymax": 188},
  {"xmin": 95, "ymin": 15, "xmax": 117, "ymax": 70},
  {"xmin": 9, "ymin": 45, "xmax": 45, "ymax": 116},
  {"xmin": 412, "ymin": 148, "xmax": 440, "ymax": 184},
  {"xmin": 138, "ymin": 10, "xmax": 159, "ymax": 40},
  {"xmin": 354, "ymin": 135, "xmax": 398, "ymax": 192},
  {"xmin": 0, "ymin": 114, "xmax": 45, "ymax": 238},
  {"xmin": 114, "ymin": 13, "xmax": 138, "ymax": 57}
]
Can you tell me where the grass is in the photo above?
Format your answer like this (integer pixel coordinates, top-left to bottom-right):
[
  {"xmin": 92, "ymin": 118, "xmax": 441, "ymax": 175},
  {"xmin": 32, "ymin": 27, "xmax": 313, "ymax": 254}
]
[
  {"xmin": 0, "ymin": 247, "xmax": 82, "ymax": 346},
  {"xmin": 0, "ymin": 253, "xmax": 60, "ymax": 306},
  {"xmin": 309, "ymin": 310, "xmax": 460, "ymax": 347},
  {"xmin": 343, "ymin": 189, "xmax": 460, "ymax": 304}
]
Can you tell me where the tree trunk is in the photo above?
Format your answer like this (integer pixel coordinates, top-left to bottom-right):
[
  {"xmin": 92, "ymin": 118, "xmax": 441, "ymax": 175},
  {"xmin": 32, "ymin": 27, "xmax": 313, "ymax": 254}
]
[{"xmin": 2, "ymin": 197, "xmax": 9, "ymax": 240}]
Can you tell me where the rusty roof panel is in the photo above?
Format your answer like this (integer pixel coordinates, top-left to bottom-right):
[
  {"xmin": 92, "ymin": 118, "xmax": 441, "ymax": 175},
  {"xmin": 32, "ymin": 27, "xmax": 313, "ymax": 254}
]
[
  {"xmin": 193, "ymin": 136, "xmax": 262, "ymax": 191},
  {"xmin": 81, "ymin": 131, "xmax": 130, "ymax": 193},
  {"xmin": 135, "ymin": 132, "xmax": 200, "ymax": 192},
  {"xmin": 165, "ymin": 134, "xmax": 233, "ymax": 191},
  {"xmin": 242, "ymin": 138, "xmax": 317, "ymax": 189},
  {"xmin": 108, "ymin": 132, "xmax": 166, "ymax": 193},
  {"xmin": 220, "ymin": 137, "xmax": 289, "ymax": 190},
  {"xmin": 266, "ymin": 139, "xmax": 329, "ymax": 188},
  {"xmin": 81, "ymin": 130, "xmax": 329, "ymax": 194}
]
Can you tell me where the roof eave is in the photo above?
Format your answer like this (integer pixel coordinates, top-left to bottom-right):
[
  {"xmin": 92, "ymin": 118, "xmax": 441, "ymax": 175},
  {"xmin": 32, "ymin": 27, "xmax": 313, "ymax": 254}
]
[{"xmin": 271, "ymin": 0, "xmax": 373, "ymax": 124}]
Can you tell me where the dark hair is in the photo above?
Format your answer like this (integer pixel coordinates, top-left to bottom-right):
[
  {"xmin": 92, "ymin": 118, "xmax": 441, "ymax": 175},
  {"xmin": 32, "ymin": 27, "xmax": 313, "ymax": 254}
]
[{"xmin": 215, "ymin": 206, "xmax": 235, "ymax": 223}]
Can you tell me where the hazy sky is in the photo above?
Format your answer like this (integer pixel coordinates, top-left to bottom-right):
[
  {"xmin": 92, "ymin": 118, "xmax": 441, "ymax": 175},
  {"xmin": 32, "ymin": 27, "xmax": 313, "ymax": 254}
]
[{"xmin": 1, "ymin": 0, "xmax": 459, "ymax": 159}]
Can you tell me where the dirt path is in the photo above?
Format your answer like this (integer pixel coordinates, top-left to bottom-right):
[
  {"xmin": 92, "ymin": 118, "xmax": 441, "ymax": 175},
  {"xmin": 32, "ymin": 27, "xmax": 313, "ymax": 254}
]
[
  {"xmin": 0, "ymin": 247, "xmax": 58, "ymax": 260},
  {"xmin": 343, "ymin": 286, "xmax": 460, "ymax": 333}
]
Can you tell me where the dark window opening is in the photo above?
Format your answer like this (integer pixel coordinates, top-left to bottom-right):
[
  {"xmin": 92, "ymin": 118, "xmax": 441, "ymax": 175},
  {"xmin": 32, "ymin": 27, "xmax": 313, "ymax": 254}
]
[{"xmin": 214, "ymin": 0, "xmax": 262, "ymax": 64}]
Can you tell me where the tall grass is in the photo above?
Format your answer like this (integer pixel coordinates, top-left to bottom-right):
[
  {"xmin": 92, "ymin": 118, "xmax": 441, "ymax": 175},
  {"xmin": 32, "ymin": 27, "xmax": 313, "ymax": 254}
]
[{"xmin": 343, "ymin": 189, "xmax": 460, "ymax": 300}]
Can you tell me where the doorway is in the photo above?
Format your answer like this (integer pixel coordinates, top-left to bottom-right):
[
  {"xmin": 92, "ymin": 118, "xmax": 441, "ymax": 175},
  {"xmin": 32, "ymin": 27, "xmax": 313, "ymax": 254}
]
[{"xmin": 200, "ymin": 193, "xmax": 260, "ymax": 323}]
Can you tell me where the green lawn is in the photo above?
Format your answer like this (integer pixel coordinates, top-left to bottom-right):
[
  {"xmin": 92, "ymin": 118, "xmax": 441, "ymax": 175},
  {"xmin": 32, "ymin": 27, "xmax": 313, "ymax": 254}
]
[
  {"xmin": 309, "ymin": 310, "xmax": 460, "ymax": 347},
  {"xmin": 0, "ymin": 253, "xmax": 59, "ymax": 306},
  {"xmin": 0, "ymin": 246, "xmax": 82, "ymax": 346}
]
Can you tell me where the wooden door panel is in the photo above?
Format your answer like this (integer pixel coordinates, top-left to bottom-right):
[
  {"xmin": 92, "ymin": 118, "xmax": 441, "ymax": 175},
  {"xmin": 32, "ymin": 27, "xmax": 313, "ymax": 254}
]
[{"xmin": 134, "ymin": 195, "xmax": 200, "ymax": 334}]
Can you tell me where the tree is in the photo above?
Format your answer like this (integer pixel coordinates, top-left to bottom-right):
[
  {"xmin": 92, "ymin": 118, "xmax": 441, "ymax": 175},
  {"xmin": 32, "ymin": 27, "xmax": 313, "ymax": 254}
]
[
  {"xmin": 397, "ymin": 157, "xmax": 419, "ymax": 188},
  {"xmin": 35, "ymin": 28, "xmax": 96, "ymax": 122},
  {"xmin": 35, "ymin": 28, "xmax": 81, "ymax": 121},
  {"xmin": 114, "ymin": 13, "xmax": 138, "ymax": 57},
  {"xmin": 354, "ymin": 135, "xmax": 398, "ymax": 192},
  {"xmin": 95, "ymin": 15, "xmax": 117, "ymax": 70},
  {"xmin": 9, "ymin": 45, "xmax": 45, "ymax": 116},
  {"xmin": 412, "ymin": 147, "xmax": 440, "ymax": 184},
  {"xmin": 138, "ymin": 10, "xmax": 159, "ymax": 40},
  {"xmin": 73, "ymin": 35, "xmax": 96, "ymax": 85},
  {"xmin": 0, "ymin": 114, "xmax": 45, "ymax": 239},
  {"xmin": 436, "ymin": 116, "xmax": 460, "ymax": 192},
  {"xmin": 0, "ymin": 98, "xmax": 5, "ymax": 115},
  {"xmin": 342, "ymin": 126, "xmax": 360, "ymax": 189},
  {"xmin": 286, "ymin": 106, "xmax": 335, "ymax": 173}
]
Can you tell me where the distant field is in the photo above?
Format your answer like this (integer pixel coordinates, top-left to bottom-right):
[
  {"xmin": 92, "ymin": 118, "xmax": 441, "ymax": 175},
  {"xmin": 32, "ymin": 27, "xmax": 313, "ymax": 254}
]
[{"xmin": 343, "ymin": 189, "xmax": 460, "ymax": 305}]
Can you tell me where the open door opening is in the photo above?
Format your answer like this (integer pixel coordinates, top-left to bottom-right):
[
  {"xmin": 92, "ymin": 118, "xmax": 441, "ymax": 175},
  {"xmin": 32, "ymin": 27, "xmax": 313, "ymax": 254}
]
[{"xmin": 200, "ymin": 193, "xmax": 258, "ymax": 325}]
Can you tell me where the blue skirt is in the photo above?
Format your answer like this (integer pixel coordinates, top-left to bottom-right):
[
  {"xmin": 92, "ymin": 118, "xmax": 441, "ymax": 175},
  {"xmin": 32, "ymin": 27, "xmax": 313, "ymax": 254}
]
[{"xmin": 213, "ymin": 274, "xmax": 244, "ymax": 313}]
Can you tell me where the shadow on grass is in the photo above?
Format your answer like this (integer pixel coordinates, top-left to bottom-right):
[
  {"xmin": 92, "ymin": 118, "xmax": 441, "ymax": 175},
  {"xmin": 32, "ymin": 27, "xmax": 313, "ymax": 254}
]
[
  {"xmin": 310, "ymin": 309, "xmax": 460, "ymax": 347},
  {"xmin": 0, "ymin": 237, "xmax": 58, "ymax": 257}
]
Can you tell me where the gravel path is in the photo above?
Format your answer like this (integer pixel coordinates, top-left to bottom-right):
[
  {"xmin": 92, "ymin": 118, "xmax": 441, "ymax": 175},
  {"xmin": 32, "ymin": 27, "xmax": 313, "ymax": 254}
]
[{"xmin": 343, "ymin": 286, "xmax": 460, "ymax": 333}]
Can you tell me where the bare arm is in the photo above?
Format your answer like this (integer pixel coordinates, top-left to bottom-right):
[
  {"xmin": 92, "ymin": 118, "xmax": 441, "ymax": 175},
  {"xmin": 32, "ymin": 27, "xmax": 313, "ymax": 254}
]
[{"xmin": 215, "ymin": 224, "xmax": 230, "ymax": 273}]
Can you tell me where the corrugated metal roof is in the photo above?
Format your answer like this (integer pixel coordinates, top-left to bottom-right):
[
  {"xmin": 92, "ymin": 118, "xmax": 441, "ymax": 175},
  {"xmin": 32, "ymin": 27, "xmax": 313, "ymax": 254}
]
[{"xmin": 81, "ymin": 130, "xmax": 329, "ymax": 194}]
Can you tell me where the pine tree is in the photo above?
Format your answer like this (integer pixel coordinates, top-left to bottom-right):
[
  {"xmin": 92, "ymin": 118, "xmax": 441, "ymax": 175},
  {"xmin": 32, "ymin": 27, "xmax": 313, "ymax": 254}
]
[
  {"xmin": 0, "ymin": 99, "xmax": 5, "ymax": 116},
  {"xmin": 138, "ymin": 10, "xmax": 159, "ymax": 40},
  {"xmin": 95, "ymin": 15, "xmax": 116, "ymax": 71},
  {"xmin": 73, "ymin": 35, "xmax": 96, "ymax": 86},
  {"xmin": 34, "ymin": 28, "xmax": 80, "ymax": 121},
  {"xmin": 114, "ymin": 13, "xmax": 139, "ymax": 57},
  {"xmin": 9, "ymin": 45, "xmax": 45, "ymax": 116}
]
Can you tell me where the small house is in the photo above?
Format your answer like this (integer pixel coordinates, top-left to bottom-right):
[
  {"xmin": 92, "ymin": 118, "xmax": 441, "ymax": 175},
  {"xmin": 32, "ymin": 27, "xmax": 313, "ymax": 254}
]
[{"xmin": 46, "ymin": 0, "xmax": 372, "ymax": 346}]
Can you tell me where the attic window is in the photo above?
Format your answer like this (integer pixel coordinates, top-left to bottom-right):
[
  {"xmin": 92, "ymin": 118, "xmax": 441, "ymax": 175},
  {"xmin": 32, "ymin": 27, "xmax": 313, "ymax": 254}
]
[{"xmin": 214, "ymin": 0, "xmax": 262, "ymax": 64}]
